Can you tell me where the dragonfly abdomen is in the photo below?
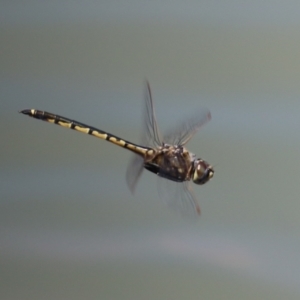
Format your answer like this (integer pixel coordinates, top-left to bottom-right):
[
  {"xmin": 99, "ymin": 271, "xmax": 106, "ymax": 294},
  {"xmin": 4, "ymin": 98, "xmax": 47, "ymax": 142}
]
[{"xmin": 20, "ymin": 109, "xmax": 151, "ymax": 157}]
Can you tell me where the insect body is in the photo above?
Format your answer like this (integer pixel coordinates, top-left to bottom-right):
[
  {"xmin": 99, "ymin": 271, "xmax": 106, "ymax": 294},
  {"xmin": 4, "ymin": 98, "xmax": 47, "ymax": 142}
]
[{"xmin": 20, "ymin": 82, "xmax": 214, "ymax": 215}]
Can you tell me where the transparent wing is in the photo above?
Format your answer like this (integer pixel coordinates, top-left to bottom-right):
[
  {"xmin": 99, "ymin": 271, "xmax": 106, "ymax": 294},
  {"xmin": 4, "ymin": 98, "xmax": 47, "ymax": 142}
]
[
  {"xmin": 158, "ymin": 178, "xmax": 201, "ymax": 217},
  {"xmin": 163, "ymin": 108, "xmax": 211, "ymax": 146},
  {"xmin": 144, "ymin": 81, "xmax": 163, "ymax": 147},
  {"xmin": 126, "ymin": 81, "xmax": 161, "ymax": 193},
  {"xmin": 126, "ymin": 154, "xmax": 144, "ymax": 194}
]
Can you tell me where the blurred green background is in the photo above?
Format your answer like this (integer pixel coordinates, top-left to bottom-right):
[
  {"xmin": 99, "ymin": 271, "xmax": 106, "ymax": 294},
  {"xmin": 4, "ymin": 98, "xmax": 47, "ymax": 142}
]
[{"xmin": 2, "ymin": 1, "xmax": 300, "ymax": 299}]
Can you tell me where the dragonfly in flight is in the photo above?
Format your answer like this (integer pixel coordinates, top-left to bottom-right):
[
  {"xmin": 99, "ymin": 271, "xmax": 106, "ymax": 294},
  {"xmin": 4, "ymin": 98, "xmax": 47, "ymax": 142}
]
[{"xmin": 20, "ymin": 82, "xmax": 214, "ymax": 216}]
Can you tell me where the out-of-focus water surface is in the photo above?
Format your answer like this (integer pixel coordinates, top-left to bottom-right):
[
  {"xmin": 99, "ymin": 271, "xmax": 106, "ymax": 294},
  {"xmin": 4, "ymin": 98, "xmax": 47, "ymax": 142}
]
[{"xmin": 2, "ymin": 2, "xmax": 300, "ymax": 299}]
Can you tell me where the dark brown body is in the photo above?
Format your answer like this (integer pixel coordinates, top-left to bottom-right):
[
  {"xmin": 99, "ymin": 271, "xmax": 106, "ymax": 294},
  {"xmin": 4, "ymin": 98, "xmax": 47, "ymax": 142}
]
[{"xmin": 144, "ymin": 144, "xmax": 194, "ymax": 182}]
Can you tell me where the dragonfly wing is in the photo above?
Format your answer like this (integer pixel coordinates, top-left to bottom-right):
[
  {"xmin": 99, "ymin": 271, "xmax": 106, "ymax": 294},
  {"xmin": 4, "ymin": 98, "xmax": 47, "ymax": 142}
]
[
  {"xmin": 163, "ymin": 108, "xmax": 211, "ymax": 146},
  {"xmin": 126, "ymin": 81, "xmax": 161, "ymax": 193},
  {"xmin": 143, "ymin": 81, "xmax": 163, "ymax": 147},
  {"xmin": 158, "ymin": 178, "xmax": 201, "ymax": 217},
  {"xmin": 181, "ymin": 181, "xmax": 201, "ymax": 216},
  {"xmin": 126, "ymin": 154, "xmax": 145, "ymax": 193}
]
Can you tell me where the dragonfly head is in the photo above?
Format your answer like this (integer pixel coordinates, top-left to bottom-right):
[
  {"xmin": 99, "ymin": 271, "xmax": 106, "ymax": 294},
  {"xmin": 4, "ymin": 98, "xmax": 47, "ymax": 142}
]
[{"xmin": 192, "ymin": 159, "xmax": 214, "ymax": 185}]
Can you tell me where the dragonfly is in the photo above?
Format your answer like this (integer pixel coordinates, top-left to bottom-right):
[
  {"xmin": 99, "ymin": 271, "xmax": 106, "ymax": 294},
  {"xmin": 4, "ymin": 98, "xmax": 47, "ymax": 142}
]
[{"xmin": 20, "ymin": 82, "xmax": 214, "ymax": 216}]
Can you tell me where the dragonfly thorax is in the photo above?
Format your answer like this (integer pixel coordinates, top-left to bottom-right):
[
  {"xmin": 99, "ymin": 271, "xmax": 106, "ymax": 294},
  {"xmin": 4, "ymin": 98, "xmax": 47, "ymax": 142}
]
[{"xmin": 192, "ymin": 159, "xmax": 214, "ymax": 185}]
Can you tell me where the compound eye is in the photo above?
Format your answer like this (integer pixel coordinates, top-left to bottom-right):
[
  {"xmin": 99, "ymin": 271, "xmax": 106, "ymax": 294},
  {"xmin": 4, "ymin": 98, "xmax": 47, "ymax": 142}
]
[
  {"xmin": 193, "ymin": 160, "xmax": 214, "ymax": 185},
  {"xmin": 197, "ymin": 164, "xmax": 205, "ymax": 177}
]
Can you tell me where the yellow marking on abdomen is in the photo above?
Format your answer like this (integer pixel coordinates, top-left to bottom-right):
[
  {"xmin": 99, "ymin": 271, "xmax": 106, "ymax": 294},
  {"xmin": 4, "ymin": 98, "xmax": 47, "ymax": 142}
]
[
  {"xmin": 108, "ymin": 136, "xmax": 126, "ymax": 147},
  {"xmin": 57, "ymin": 121, "xmax": 73, "ymax": 128},
  {"xmin": 125, "ymin": 143, "xmax": 149, "ymax": 155},
  {"xmin": 90, "ymin": 130, "xmax": 108, "ymax": 140},
  {"xmin": 74, "ymin": 125, "xmax": 91, "ymax": 134}
]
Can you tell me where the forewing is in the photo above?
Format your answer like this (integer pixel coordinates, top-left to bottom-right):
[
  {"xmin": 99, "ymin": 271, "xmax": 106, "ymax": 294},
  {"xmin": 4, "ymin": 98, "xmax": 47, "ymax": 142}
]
[
  {"xmin": 163, "ymin": 108, "xmax": 211, "ymax": 146},
  {"xmin": 181, "ymin": 181, "xmax": 201, "ymax": 216},
  {"xmin": 158, "ymin": 178, "xmax": 201, "ymax": 217}
]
